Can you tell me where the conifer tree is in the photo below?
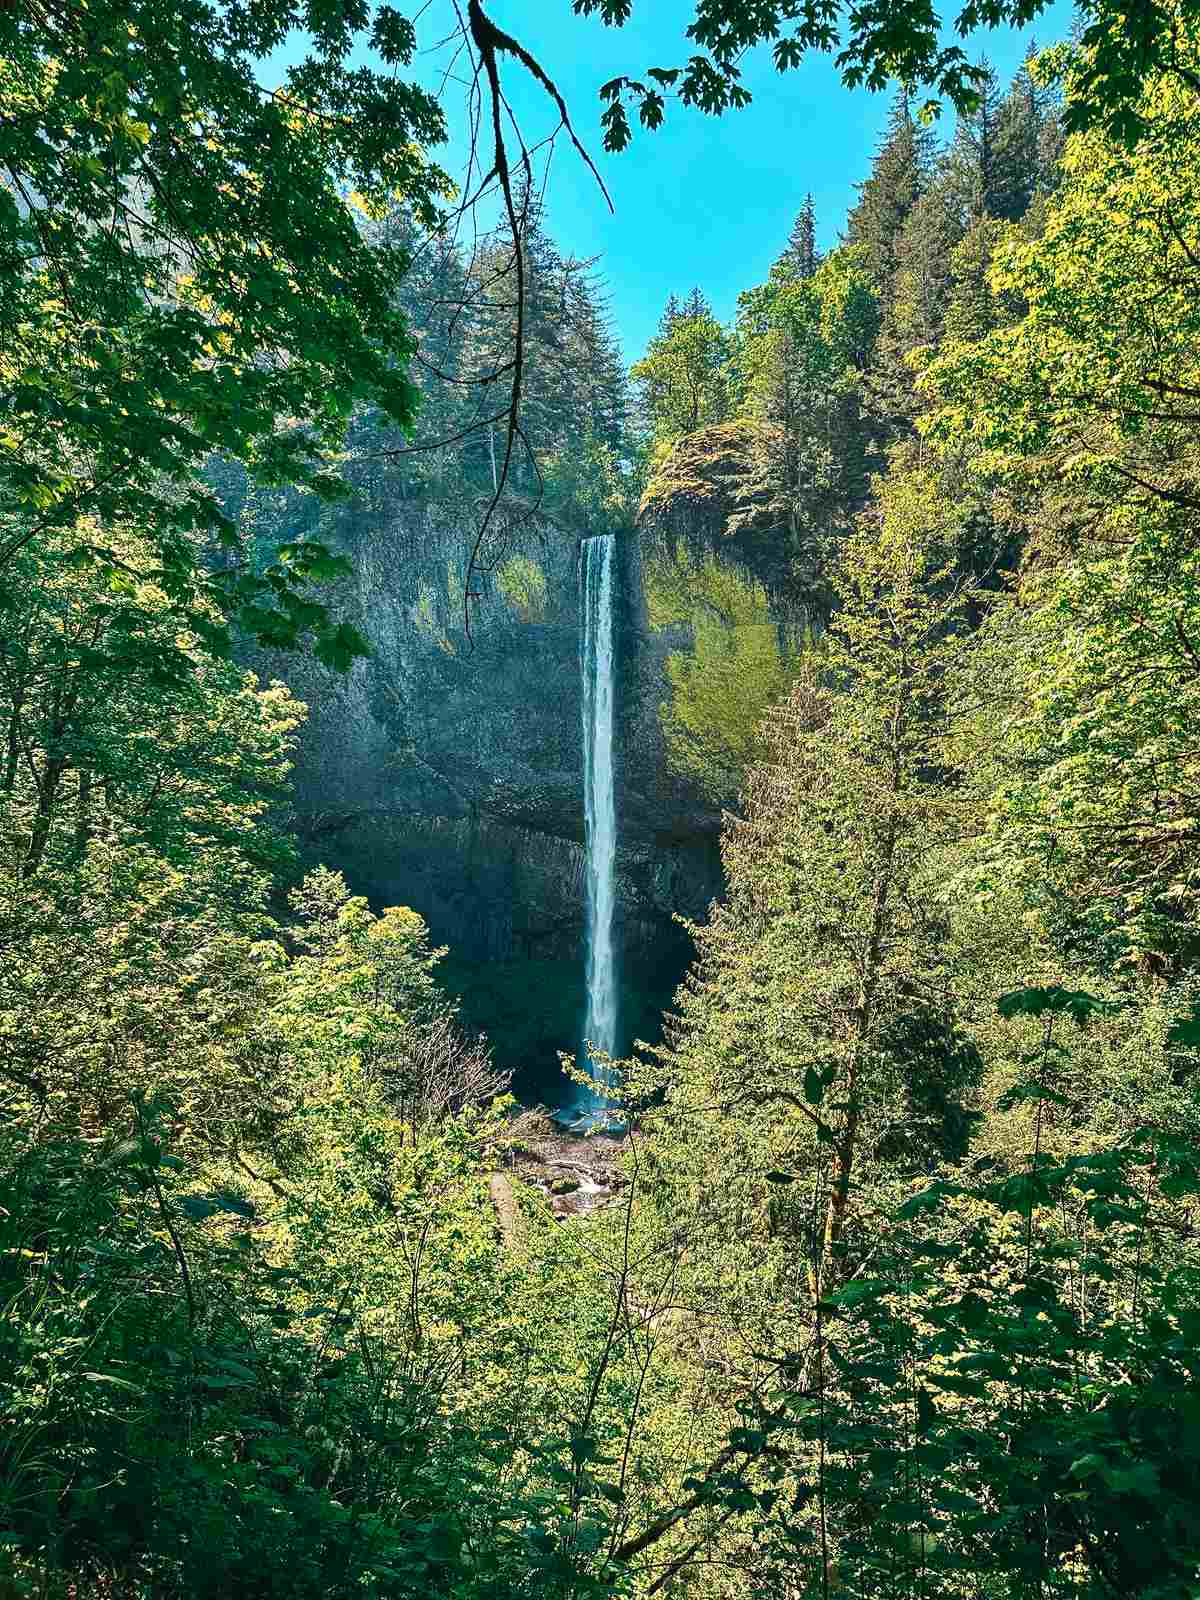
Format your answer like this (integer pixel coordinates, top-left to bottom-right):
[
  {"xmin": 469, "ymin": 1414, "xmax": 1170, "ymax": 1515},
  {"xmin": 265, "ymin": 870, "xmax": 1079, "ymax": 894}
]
[
  {"xmin": 455, "ymin": 193, "xmax": 629, "ymax": 494},
  {"xmin": 992, "ymin": 42, "xmax": 1064, "ymax": 219},
  {"xmin": 844, "ymin": 92, "xmax": 935, "ymax": 303},
  {"xmin": 868, "ymin": 168, "xmax": 965, "ymax": 428},
  {"xmin": 946, "ymin": 52, "xmax": 1057, "ymax": 224},
  {"xmin": 679, "ymin": 285, "xmax": 712, "ymax": 319},
  {"xmin": 729, "ymin": 250, "xmax": 877, "ymax": 575},
  {"xmin": 635, "ymin": 458, "xmax": 980, "ymax": 1313},
  {"xmin": 942, "ymin": 216, "xmax": 1013, "ymax": 343},
  {"xmin": 779, "ymin": 194, "xmax": 820, "ymax": 279},
  {"xmin": 630, "ymin": 289, "xmax": 732, "ymax": 450},
  {"xmin": 945, "ymin": 60, "xmax": 1006, "ymax": 220}
]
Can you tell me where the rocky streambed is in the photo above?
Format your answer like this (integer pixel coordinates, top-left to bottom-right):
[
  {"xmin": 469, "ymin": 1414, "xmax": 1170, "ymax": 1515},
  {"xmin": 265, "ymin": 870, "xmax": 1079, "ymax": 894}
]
[{"xmin": 491, "ymin": 1116, "xmax": 628, "ymax": 1239}]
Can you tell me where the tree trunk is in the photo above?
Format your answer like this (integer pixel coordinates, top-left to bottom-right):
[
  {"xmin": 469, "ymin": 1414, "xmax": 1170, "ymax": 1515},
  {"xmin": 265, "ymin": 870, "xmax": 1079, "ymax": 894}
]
[
  {"xmin": 3, "ymin": 682, "xmax": 23, "ymax": 794},
  {"xmin": 24, "ymin": 755, "xmax": 67, "ymax": 875},
  {"xmin": 819, "ymin": 826, "xmax": 895, "ymax": 1287},
  {"xmin": 74, "ymin": 767, "xmax": 93, "ymax": 859}
]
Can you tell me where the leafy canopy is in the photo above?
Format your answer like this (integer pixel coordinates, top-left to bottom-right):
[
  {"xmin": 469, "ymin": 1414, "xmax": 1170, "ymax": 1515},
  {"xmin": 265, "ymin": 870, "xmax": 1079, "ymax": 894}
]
[
  {"xmin": 0, "ymin": 0, "xmax": 451, "ymax": 666},
  {"xmin": 577, "ymin": 0, "xmax": 1196, "ymax": 151}
]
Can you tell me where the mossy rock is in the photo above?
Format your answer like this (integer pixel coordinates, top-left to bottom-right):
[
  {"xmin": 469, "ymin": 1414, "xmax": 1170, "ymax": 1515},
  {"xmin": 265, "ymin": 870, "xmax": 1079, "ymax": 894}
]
[{"xmin": 549, "ymin": 1175, "xmax": 581, "ymax": 1195}]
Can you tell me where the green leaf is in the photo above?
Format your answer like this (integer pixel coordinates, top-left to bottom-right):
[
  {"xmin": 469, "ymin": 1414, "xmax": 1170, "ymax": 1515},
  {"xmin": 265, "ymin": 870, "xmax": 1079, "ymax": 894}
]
[
  {"xmin": 82, "ymin": 1371, "xmax": 144, "ymax": 1393},
  {"xmin": 179, "ymin": 1191, "xmax": 256, "ymax": 1222},
  {"xmin": 830, "ymin": 1277, "xmax": 891, "ymax": 1308},
  {"xmin": 997, "ymin": 986, "xmax": 1122, "ymax": 1026},
  {"xmin": 896, "ymin": 1181, "xmax": 961, "ymax": 1219},
  {"xmin": 996, "ymin": 1080, "xmax": 1072, "ymax": 1112},
  {"xmin": 915, "ymin": 1387, "xmax": 937, "ymax": 1435}
]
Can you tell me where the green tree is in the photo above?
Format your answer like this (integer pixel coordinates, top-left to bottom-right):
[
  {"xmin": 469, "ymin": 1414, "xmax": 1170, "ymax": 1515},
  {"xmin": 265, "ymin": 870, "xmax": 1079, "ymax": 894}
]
[
  {"xmin": 845, "ymin": 93, "xmax": 936, "ymax": 307},
  {"xmin": 870, "ymin": 170, "xmax": 965, "ymax": 425},
  {"xmin": 925, "ymin": 33, "xmax": 1200, "ymax": 969},
  {"xmin": 0, "ymin": 525, "xmax": 303, "ymax": 879},
  {"xmin": 944, "ymin": 59, "xmax": 1006, "ymax": 220},
  {"xmin": 1, "ymin": 0, "xmax": 452, "ymax": 663},
  {"xmin": 729, "ymin": 247, "xmax": 878, "ymax": 571},
  {"xmin": 779, "ymin": 193, "xmax": 820, "ymax": 279},
  {"xmin": 631, "ymin": 290, "xmax": 732, "ymax": 456},
  {"xmin": 991, "ymin": 41, "xmax": 1065, "ymax": 219},
  {"xmin": 941, "ymin": 214, "xmax": 1018, "ymax": 343},
  {"xmin": 635, "ymin": 460, "xmax": 980, "ymax": 1317}
]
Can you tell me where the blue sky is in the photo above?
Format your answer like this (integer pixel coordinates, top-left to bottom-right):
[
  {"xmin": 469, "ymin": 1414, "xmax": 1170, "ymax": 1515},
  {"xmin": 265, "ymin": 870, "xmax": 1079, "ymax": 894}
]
[{"xmin": 277, "ymin": 1, "xmax": 1076, "ymax": 361}]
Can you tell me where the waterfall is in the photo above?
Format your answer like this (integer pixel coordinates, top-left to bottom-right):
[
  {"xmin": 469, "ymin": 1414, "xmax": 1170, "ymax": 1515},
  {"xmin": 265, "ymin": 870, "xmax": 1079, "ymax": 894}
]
[{"xmin": 579, "ymin": 535, "xmax": 618, "ymax": 1108}]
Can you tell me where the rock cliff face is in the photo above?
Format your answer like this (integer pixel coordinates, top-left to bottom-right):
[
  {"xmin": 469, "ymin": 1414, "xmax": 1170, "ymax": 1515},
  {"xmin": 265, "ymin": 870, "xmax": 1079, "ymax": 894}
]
[{"xmin": 261, "ymin": 493, "xmax": 723, "ymax": 1103}]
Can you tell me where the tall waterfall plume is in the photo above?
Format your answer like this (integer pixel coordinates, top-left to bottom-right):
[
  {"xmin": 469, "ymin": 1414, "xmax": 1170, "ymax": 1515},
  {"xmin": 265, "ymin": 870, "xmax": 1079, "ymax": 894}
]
[{"xmin": 580, "ymin": 535, "xmax": 618, "ymax": 1105}]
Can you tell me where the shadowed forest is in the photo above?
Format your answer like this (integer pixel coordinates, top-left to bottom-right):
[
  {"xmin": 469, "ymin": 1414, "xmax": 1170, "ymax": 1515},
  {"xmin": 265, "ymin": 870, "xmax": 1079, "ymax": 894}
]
[{"xmin": 4, "ymin": 1, "xmax": 1200, "ymax": 1596}]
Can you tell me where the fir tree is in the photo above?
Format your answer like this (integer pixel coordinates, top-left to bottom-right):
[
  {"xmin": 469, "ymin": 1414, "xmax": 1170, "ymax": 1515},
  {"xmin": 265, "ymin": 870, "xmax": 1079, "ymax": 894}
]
[
  {"xmin": 945, "ymin": 60, "xmax": 1005, "ymax": 221},
  {"xmin": 631, "ymin": 289, "xmax": 731, "ymax": 447},
  {"xmin": 456, "ymin": 192, "xmax": 629, "ymax": 493},
  {"xmin": 634, "ymin": 460, "xmax": 981, "ymax": 1316},
  {"xmin": 779, "ymin": 194, "xmax": 819, "ymax": 279},
  {"xmin": 844, "ymin": 91, "xmax": 936, "ymax": 303},
  {"xmin": 868, "ymin": 167, "xmax": 965, "ymax": 428},
  {"xmin": 942, "ymin": 216, "xmax": 1012, "ymax": 343}
]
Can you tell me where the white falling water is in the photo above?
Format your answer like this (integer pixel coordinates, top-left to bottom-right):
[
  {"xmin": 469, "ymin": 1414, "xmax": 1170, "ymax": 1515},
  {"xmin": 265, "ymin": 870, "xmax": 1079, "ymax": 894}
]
[{"xmin": 580, "ymin": 535, "xmax": 618, "ymax": 1107}]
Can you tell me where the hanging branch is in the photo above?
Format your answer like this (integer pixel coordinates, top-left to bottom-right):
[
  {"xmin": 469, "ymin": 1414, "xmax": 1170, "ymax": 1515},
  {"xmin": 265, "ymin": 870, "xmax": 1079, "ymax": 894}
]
[{"xmin": 448, "ymin": 0, "xmax": 613, "ymax": 644}]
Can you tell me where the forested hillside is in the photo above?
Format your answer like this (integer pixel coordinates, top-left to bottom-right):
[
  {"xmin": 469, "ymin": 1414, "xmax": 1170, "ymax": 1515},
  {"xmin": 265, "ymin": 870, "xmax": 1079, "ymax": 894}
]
[{"xmin": 4, "ymin": 1, "xmax": 1200, "ymax": 1597}]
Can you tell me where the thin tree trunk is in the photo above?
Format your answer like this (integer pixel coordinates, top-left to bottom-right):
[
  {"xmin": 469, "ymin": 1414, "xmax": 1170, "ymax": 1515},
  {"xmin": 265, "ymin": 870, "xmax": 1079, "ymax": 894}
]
[
  {"xmin": 24, "ymin": 755, "xmax": 67, "ymax": 875},
  {"xmin": 819, "ymin": 825, "xmax": 895, "ymax": 1282},
  {"xmin": 815, "ymin": 660, "xmax": 909, "ymax": 1296},
  {"xmin": 3, "ymin": 683, "xmax": 23, "ymax": 794},
  {"xmin": 74, "ymin": 766, "xmax": 92, "ymax": 858}
]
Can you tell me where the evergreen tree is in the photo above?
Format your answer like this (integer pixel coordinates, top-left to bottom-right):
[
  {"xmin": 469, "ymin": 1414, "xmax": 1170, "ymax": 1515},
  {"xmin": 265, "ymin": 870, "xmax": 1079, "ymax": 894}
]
[
  {"xmin": 992, "ymin": 41, "xmax": 1065, "ymax": 220},
  {"xmin": 844, "ymin": 91, "xmax": 935, "ymax": 303},
  {"xmin": 942, "ymin": 215, "xmax": 1013, "ymax": 343},
  {"xmin": 779, "ymin": 193, "xmax": 819, "ymax": 279},
  {"xmin": 630, "ymin": 289, "xmax": 732, "ymax": 450},
  {"xmin": 351, "ymin": 207, "xmax": 474, "ymax": 497},
  {"xmin": 946, "ymin": 52, "xmax": 1057, "ymax": 224},
  {"xmin": 634, "ymin": 458, "xmax": 980, "ymax": 1313},
  {"xmin": 944, "ymin": 59, "xmax": 1005, "ymax": 220},
  {"xmin": 454, "ymin": 192, "xmax": 629, "ymax": 494},
  {"xmin": 730, "ymin": 250, "xmax": 877, "ymax": 577},
  {"xmin": 869, "ymin": 167, "xmax": 965, "ymax": 426},
  {"xmin": 679, "ymin": 285, "xmax": 712, "ymax": 319}
]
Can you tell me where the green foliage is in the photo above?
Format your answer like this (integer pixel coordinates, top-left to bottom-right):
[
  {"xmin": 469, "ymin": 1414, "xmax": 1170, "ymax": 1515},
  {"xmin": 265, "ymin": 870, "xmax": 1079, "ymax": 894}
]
[
  {"xmin": 540, "ymin": 433, "xmax": 637, "ymax": 540},
  {"xmin": 631, "ymin": 292, "xmax": 732, "ymax": 457},
  {"xmin": 0, "ymin": 852, "xmax": 657, "ymax": 1598},
  {"xmin": 0, "ymin": 0, "xmax": 454, "ymax": 661},
  {"xmin": 7, "ymin": 4, "xmax": 1200, "ymax": 1596},
  {"xmin": 0, "ymin": 524, "xmax": 304, "ymax": 880},
  {"xmin": 496, "ymin": 554, "xmax": 550, "ymax": 623},
  {"xmin": 590, "ymin": 31, "xmax": 1200, "ymax": 1598},
  {"xmin": 646, "ymin": 542, "xmax": 806, "ymax": 803},
  {"xmin": 577, "ymin": 0, "xmax": 1192, "ymax": 151},
  {"xmin": 924, "ymin": 32, "xmax": 1200, "ymax": 967},
  {"xmin": 725, "ymin": 247, "xmax": 878, "ymax": 568}
]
